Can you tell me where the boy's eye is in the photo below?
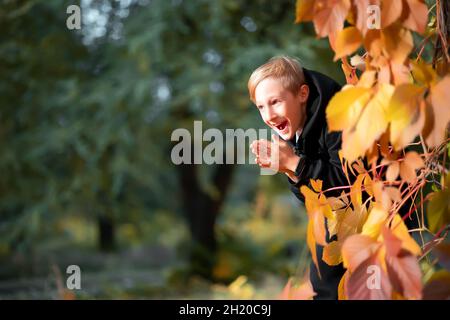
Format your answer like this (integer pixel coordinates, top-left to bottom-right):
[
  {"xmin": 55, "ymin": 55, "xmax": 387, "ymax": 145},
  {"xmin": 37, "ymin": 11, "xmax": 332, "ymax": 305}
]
[{"xmin": 257, "ymin": 105, "xmax": 263, "ymax": 110}]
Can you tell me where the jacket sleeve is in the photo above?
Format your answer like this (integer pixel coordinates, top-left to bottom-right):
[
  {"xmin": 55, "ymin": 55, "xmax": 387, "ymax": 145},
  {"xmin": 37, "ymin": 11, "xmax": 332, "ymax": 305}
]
[{"xmin": 287, "ymin": 130, "xmax": 351, "ymax": 199}]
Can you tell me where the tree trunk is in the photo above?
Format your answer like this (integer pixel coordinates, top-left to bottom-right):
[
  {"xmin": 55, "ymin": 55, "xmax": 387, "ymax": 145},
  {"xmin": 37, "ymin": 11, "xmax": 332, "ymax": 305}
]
[
  {"xmin": 98, "ymin": 214, "xmax": 116, "ymax": 252},
  {"xmin": 178, "ymin": 163, "xmax": 234, "ymax": 278}
]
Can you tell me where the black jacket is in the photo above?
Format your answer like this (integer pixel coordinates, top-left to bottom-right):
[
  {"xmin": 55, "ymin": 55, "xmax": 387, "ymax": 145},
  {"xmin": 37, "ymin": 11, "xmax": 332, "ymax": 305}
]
[{"xmin": 285, "ymin": 68, "xmax": 349, "ymax": 300}]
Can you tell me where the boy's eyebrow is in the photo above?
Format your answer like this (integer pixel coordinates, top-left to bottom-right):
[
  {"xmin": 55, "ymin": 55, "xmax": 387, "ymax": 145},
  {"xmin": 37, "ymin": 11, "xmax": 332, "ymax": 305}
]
[{"xmin": 255, "ymin": 95, "xmax": 281, "ymax": 106}]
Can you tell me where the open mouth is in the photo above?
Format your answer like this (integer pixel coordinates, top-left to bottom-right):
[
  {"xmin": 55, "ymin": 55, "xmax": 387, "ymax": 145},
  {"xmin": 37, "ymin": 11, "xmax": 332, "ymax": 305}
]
[{"xmin": 275, "ymin": 120, "xmax": 288, "ymax": 131}]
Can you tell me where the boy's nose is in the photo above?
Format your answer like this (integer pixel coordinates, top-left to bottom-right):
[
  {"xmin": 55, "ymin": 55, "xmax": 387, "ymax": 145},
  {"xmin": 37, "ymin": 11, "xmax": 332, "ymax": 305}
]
[{"xmin": 264, "ymin": 107, "xmax": 277, "ymax": 122}]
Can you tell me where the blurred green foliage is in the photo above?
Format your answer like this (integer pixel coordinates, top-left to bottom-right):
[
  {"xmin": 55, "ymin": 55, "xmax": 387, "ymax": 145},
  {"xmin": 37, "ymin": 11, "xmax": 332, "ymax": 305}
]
[{"xmin": 0, "ymin": 0, "xmax": 342, "ymax": 298}]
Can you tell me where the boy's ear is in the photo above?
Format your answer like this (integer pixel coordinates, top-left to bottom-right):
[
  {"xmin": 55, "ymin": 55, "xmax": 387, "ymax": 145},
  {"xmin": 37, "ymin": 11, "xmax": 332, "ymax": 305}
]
[{"xmin": 298, "ymin": 84, "xmax": 309, "ymax": 103}]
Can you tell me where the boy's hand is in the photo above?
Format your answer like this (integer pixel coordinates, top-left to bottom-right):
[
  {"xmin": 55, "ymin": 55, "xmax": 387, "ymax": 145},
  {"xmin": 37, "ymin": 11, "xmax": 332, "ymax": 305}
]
[{"xmin": 250, "ymin": 134, "xmax": 301, "ymax": 181}]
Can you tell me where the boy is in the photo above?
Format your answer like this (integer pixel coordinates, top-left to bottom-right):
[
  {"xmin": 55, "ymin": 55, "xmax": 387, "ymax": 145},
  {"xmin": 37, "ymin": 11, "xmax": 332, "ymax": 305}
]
[{"xmin": 249, "ymin": 56, "xmax": 349, "ymax": 300}]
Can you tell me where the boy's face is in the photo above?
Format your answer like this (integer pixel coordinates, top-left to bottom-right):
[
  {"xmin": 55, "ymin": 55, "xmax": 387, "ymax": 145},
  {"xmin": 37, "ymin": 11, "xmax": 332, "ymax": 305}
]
[{"xmin": 254, "ymin": 77, "xmax": 309, "ymax": 141}]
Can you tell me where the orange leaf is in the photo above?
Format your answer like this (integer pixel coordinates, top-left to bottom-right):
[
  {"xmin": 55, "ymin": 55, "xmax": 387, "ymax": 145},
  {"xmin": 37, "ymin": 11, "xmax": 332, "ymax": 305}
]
[
  {"xmin": 323, "ymin": 240, "xmax": 343, "ymax": 266},
  {"xmin": 310, "ymin": 179, "xmax": 322, "ymax": 193},
  {"xmin": 334, "ymin": 27, "xmax": 363, "ymax": 61},
  {"xmin": 401, "ymin": 0, "xmax": 428, "ymax": 34},
  {"xmin": 338, "ymin": 271, "xmax": 348, "ymax": 300},
  {"xmin": 345, "ymin": 255, "xmax": 392, "ymax": 299},
  {"xmin": 307, "ymin": 220, "xmax": 320, "ymax": 278},
  {"xmin": 342, "ymin": 234, "xmax": 381, "ymax": 272},
  {"xmin": 341, "ymin": 57, "xmax": 358, "ymax": 85},
  {"xmin": 381, "ymin": 0, "xmax": 403, "ymax": 28},
  {"xmin": 399, "ymin": 151, "xmax": 424, "ymax": 183},
  {"xmin": 383, "ymin": 227, "xmax": 423, "ymax": 299},
  {"xmin": 279, "ymin": 277, "xmax": 317, "ymax": 300},
  {"xmin": 295, "ymin": 0, "xmax": 315, "ymax": 23},
  {"xmin": 381, "ymin": 24, "xmax": 413, "ymax": 64},
  {"xmin": 386, "ymin": 161, "xmax": 399, "ymax": 182},
  {"xmin": 313, "ymin": 0, "xmax": 350, "ymax": 38},
  {"xmin": 355, "ymin": 0, "xmax": 381, "ymax": 36},
  {"xmin": 425, "ymin": 76, "xmax": 450, "ymax": 147}
]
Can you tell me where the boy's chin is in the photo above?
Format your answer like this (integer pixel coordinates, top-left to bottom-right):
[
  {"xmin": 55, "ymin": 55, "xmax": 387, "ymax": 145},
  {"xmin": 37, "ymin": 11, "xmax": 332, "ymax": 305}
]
[{"xmin": 277, "ymin": 130, "xmax": 294, "ymax": 141}]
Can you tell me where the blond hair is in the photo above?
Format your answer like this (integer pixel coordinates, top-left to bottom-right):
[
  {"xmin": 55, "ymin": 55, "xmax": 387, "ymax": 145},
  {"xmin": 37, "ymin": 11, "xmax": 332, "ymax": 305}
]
[{"xmin": 247, "ymin": 55, "xmax": 305, "ymax": 103}]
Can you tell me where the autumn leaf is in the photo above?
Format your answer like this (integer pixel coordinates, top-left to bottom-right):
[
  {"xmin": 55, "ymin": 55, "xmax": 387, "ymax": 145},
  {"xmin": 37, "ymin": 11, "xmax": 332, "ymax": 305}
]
[
  {"xmin": 387, "ymin": 83, "xmax": 425, "ymax": 150},
  {"xmin": 279, "ymin": 276, "xmax": 317, "ymax": 300},
  {"xmin": 399, "ymin": 151, "xmax": 424, "ymax": 183},
  {"xmin": 338, "ymin": 271, "xmax": 348, "ymax": 299},
  {"xmin": 357, "ymin": 70, "xmax": 376, "ymax": 88},
  {"xmin": 345, "ymin": 255, "xmax": 392, "ymax": 300},
  {"xmin": 313, "ymin": 0, "xmax": 350, "ymax": 38},
  {"xmin": 411, "ymin": 59, "xmax": 438, "ymax": 86},
  {"xmin": 386, "ymin": 161, "xmax": 400, "ymax": 182},
  {"xmin": 361, "ymin": 204, "xmax": 389, "ymax": 239},
  {"xmin": 307, "ymin": 220, "xmax": 320, "ymax": 277},
  {"xmin": 351, "ymin": 174, "xmax": 365, "ymax": 212},
  {"xmin": 381, "ymin": 0, "xmax": 403, "ymax": 28},
  {"xmin": 401, "ymin": 0, "xmax": 428, "ymax": 34},
  {"xmin": 383, "ymin": 227, "xmax": 423, "ymax": 299},
  {"xmin": 354, "ymin": 83, "xmax": 395, "ymax": 155},
  {"xmin": 390, "ymin": 213, "xmax": 422, "ymax": 256},
  {"xmin": 310, "ymin": 179, "xmax": 322, "ymax": 193},
  {"xmin": 323, "ymin": 240, "xmax": 343, "ymax": 265},
  {"xmin": 425, "ymin": 76, "xmax": 450, "ymax": 148},
  {"xmin": 326, "ymin": 86, "xmax": 372, "ymax": 132},
  {"xmin": 334, "ymin": 27, "xmax": 363, "ymax": 61},
  {"xmin": 341, "ymin": 234, "xmax": 381, "ymax": 271},
  {"xmin": 295, "ymin": 0, "xmax": 315, "ymax": 23},
  {"xmin": 354, "ymin": 0, "xmax": 381, "ymax": 36},
  {"xmin": 381, "ymin": 24, "xmax": 413, "ymax": 64}
]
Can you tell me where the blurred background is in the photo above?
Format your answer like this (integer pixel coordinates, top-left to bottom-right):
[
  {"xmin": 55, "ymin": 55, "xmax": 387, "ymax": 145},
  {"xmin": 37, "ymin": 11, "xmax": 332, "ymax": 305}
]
[{"xmin": 0, "ymin": 0, "xmax": 345, "ymax": 299}]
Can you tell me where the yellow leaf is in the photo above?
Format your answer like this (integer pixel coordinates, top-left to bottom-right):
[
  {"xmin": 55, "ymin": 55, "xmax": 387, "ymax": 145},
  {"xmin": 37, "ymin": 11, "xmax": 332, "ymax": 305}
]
[
  {"xmin": 350, "ymin": 174, "xmax": 365, "ymax": 211},
  {"xmin": 387, "ymin": 84, "xmax": 425, "ymax": 150},
  {"xmin": 326, "ymin": 86, "xmax": 372, "ymax": 132},
  {"xmin": 307, "ymin": 220, "xmax": 320, "ymax": 278},
  {"xmin": 334, "ymin": 27, "xmax": 363, "ymax": 61},
  {"xmin": 338, "ymin": 271, "xmax": 347, "ymax": 300},
  {"xmin": 390, "ymin": 214, "xmax": 422, "ymax": 256},
  {"xmin": 357, "ymin": 70, "xmax": 376, "ymax": 88},
  {"xmin": 411, "ymin": 60, "xmax": 438, "ymax": 86},
  {"xmin": 362, "ymin": 204, "xmax": 389, "ymax": 239},
  {"xmin": 354, "ymin": 83, "xmax": 394, "ymax": 154}
]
